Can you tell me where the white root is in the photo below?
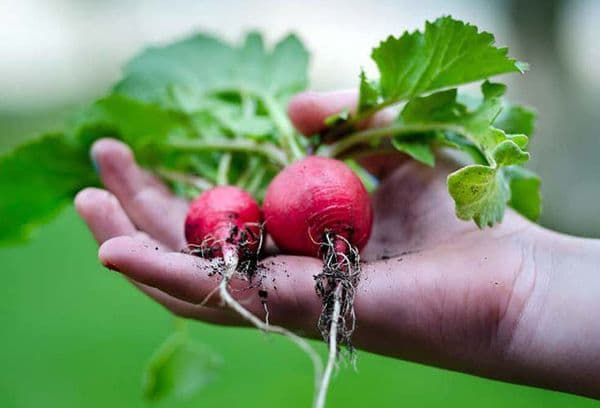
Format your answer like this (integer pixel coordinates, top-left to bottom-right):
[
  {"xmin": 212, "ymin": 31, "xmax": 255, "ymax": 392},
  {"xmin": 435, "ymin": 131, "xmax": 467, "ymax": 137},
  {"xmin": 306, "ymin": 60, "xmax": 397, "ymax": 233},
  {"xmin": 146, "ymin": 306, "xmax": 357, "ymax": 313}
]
[
  {"xmin": 314, "ymin": 235, "xmax": 360, "ymax": 408},
  {"xmin": 220, "ymin": 248, "xmax": 324, "ymax": 403},
  {"xmin": 315, "ymin": 283, "xmax": 342, "ymax": 408}
]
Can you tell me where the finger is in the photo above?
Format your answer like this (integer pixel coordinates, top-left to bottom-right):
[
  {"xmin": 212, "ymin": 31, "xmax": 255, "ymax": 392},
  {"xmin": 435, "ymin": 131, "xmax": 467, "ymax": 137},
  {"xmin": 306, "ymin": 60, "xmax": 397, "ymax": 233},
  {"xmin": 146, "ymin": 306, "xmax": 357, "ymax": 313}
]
[
  {"xmin": 75, "ymin": 188, "xmax": 137, "ymax": 243},
  {"xmin": 288, "ymin": 90, "xmax": 395, "ymax": 136},
  {"xmin": 99, "ymin": 236, "xmax": 324, "ymax": 334},
  {"xmin": 133, "ymin": 282, "xmax": 244, "ymax": 327},
  {"xmin": 91, "ymin": 138, "xmax": 188, "ymax": 250},
  {"xmin": 75, "ymin": 189, "xmax": 219, "ymax": 322}
]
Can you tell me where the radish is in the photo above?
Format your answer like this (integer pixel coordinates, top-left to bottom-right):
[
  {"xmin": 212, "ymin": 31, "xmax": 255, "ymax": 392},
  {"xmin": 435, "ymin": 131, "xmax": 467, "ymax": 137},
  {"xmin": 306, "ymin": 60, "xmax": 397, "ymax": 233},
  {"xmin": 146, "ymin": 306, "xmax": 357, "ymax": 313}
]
[
  {"xmin": 184, "ymin": 185, "xmax": 323, "ymax": 399},
  {"xmin": 185, "ymin": 185, "xmax": 262, "ymax": 260},
  {"xmin": 263, "ymin": 156, "xmax": 373, "ymax": 408}
]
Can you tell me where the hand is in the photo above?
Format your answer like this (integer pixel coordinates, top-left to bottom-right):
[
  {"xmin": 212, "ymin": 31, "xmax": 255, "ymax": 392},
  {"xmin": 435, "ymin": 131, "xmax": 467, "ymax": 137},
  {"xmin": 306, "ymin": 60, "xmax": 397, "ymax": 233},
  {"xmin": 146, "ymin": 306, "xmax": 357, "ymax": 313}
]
[{"xmin": 75, "ymin": 90, "xmax": 600, "ymax": 400}]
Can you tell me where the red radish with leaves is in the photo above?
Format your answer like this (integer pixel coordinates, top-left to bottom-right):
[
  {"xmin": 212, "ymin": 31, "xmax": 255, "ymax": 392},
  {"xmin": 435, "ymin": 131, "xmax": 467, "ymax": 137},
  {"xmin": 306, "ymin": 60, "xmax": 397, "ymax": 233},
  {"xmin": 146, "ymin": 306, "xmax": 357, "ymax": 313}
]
[
  {"xmin": 263, "ymin": 156, "xmax": 373, "ymax": 408},
  {"xmin": 184, "ymin": 185, "xmax": 323, "ymax": 398}
]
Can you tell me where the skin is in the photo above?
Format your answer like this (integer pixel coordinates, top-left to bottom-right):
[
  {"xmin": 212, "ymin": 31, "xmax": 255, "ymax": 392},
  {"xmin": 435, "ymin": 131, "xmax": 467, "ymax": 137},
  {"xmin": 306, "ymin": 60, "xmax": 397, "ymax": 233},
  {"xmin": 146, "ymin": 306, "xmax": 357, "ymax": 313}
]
[{"xmin": 75, "ymin": 90, "xmax": 600, "ymax": 400}]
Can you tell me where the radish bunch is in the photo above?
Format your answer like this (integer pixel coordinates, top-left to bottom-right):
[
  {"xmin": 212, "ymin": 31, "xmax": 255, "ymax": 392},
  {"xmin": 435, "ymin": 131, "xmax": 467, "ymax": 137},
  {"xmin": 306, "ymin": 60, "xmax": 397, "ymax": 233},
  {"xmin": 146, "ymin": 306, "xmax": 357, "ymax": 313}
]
[
  {"xmin": 185, "ymin": 157, "xmax": 373, "ymax": 408},
  {"xmin": 0, "ymin": 15, "xmax": 539, "ymax": 408}
]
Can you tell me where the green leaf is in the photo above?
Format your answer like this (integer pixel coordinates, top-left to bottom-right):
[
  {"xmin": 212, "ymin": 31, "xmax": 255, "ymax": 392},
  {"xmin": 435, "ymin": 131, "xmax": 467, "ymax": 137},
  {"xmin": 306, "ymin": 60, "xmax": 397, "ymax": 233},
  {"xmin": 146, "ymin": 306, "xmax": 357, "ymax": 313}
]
[
  {"xmin": 371, "ymin": 16, "xmax": 527, "ymax": 101},
  {"xmin": 268, "ymin": 34, "xmax": 310, "ymax": 100},
  {"xmin": 358, "ymin": 70, "xmax": 379, "ymax": 113},
  {"xmin": 391, "ymin": 138, "xmax": 435, "ymax": 167},
  {"xmin": 112, "ymin": 31, "xmax": 308, "ymax": 166},
  {"xmin": 447, "ymin": 165, "xmax": 509, "ymax": 227},
  {"xmin": 0, "ymin": 134, "xmax": 97, "ymax": 244},
  {"xmin": 397, "ymin": 82, "xmax": 538, "ymax": 227},
  {"xmin": 443, "ymin": 133, "xmax": 488, "ymax": 165},
  {"xmin": 115, "ymin": 32, "xmax": 309, "ymax": 109},
  {"xmin": 504, "ymin": 166, "xmax": 541, "ymax": 221},
  {"xmin": 400, "ymin": 88, "xmax": 464, "ymax": 123},
  {"xmin": 72, "ymin": 94, "xmax": 190, "ymax": 151},
  {"xmin": 492, "ymin": 140, "xmax": 530, "ymax": 166},
  {"xmin": 143, "ymin": 332, "xmax": 221, "ymax": 401},
  {"xmin": 114, "ymin": 33, "xmax": 236, "ymax": 106},
  {"xmin": 494, "ymin": 104, "xmax": 536, "ymax": 137}
]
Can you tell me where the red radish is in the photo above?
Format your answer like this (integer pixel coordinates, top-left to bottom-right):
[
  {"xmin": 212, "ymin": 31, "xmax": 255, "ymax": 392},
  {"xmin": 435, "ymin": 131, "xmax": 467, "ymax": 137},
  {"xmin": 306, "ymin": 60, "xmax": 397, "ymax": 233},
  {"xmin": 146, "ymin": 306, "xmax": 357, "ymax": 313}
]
[
  {"xmin": 263, "ymin": 156, "xmax": 373, "ymax": 257},
  {"xmin": 263, "ymin": 156, "xmax": 373, "ymax": 408},
  {"xmin": 185, "ymin": 186, "xmax": 262, "ymax": 259},
  {"xmin": 184, "ymin": 185, "xmax": 323, "ymax": 397}
]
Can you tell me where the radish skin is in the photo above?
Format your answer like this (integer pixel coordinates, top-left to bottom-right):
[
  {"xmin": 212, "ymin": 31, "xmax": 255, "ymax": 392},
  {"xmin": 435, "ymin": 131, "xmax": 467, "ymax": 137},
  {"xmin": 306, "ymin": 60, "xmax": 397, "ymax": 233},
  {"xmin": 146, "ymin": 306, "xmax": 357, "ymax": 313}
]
[
  {"xmin": 263, "ymin": 156, "xmax": 372, "ymax": 257},
  {"xmin": 185, "ymin": 186, "xmax": 261, "ymax": 257}
]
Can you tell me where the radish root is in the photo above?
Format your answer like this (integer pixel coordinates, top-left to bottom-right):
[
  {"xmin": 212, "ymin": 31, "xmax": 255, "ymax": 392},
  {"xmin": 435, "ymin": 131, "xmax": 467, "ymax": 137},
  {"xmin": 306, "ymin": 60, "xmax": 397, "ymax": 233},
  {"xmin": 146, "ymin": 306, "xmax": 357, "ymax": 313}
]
[
  {"xmin": 314, "ymin": 232, "xmax": 361, "ymax": 408},
  {"xmin": 220, "ymin": 247, "xmax": 324, "ymax": 403},
  {"xmin": 315, "ymin": 283, "xmax": 342, "ymax": 408}
]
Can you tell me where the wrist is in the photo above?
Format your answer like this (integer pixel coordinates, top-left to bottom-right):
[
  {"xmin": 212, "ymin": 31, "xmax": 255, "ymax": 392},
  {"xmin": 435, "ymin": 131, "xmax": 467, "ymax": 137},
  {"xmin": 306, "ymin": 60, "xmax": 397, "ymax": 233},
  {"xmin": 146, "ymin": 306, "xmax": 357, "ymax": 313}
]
[{"xmin": 502, "ymin": 228, "xmax": 600, "ymax": 399}]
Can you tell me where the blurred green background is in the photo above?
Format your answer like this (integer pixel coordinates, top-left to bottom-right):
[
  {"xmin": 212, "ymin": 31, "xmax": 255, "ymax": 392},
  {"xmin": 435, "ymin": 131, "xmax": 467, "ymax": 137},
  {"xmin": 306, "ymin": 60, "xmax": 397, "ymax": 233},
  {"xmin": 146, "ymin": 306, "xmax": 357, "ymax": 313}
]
[{"xmin": 1, "ymin": 0, "xmax": 598, "ymax": 407}]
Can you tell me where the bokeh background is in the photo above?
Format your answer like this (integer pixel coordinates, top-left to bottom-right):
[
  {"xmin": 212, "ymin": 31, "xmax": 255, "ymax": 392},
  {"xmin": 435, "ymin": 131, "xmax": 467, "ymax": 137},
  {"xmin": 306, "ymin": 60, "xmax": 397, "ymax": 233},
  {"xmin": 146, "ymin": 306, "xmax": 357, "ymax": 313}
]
[{"xmin": 1, "ymin": 0, "xmax": 598, "ymax": 407}]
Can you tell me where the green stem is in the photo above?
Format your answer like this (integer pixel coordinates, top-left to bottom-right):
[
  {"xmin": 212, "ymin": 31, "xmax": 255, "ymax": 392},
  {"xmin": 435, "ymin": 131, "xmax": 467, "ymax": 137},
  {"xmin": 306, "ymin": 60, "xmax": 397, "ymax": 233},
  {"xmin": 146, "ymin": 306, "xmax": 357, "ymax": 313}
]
[
  {"xmin": 236, "ymin": 157, "xmax": 261, "ymax": 188},
  {"xmin": 261, "ymin": 93, "xmax": 304, "ymax": 163},
  {"xmin": 217, "ymin": 153, "xmax": 232, "ymax": 185},
  {"xmin": 322, "ymin": 99, "xmax": 398, "ymax": 141},
  {"xmin": 167, "ymin": 139, "xmax": 288, "ymax": 168},
  {"xmin": 241, "ymin": 91, "xmax": 255, "ymax": 118},
  {"xmin": 245, "ymin": 166, "xmax": 267, "ymax": 197},
  {"xmin": 157, "ymin": 168, "xmax": 213, "ymax": 191},
  {"xmin": 206, "ymin": 86, "xmax": 303, "ymax": 163},
  {"xmin": 322, "ymin": 123, "xmax": 467, "ymax": 158}
]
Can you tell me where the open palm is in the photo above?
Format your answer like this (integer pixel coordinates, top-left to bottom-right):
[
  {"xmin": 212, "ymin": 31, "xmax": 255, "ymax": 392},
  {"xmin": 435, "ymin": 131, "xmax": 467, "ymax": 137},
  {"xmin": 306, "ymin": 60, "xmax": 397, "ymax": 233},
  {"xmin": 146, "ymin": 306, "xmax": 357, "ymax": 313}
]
[{"xmin": 76, "ymin": 90, "xmax": 600, "ymax": 399}]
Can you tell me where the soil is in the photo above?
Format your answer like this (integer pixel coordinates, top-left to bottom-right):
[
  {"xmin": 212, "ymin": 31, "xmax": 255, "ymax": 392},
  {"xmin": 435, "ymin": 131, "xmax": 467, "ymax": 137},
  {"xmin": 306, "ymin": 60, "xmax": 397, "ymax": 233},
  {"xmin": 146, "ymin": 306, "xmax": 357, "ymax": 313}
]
[{"xmin": 314, "ymin": 231, "xmax": 361, "ymax": 353}]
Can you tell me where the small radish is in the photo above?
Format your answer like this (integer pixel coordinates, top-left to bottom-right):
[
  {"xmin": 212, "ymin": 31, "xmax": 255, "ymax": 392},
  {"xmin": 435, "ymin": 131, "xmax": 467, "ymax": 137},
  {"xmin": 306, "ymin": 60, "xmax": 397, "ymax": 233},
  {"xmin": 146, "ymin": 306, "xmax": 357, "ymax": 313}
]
[
  {"xmin": 263, "ymin": 156, "xmax": 373, "ymax": 408},
  {"xmin": 185, "ymin": 185, "xmax": 262, "ymax": 261},
  {"xmin": 185, "ymin": 185, "xmax": 323, "ymax": 398}
]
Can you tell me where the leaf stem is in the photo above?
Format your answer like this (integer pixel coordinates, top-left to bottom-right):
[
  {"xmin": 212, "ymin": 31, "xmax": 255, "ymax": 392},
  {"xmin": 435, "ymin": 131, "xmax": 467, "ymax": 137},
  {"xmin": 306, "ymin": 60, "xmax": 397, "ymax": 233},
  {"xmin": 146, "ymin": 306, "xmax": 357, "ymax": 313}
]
[
  {"xmin": 207, "ymin": 86, "xmax": 303, "ymax": 163},
  {"xmin": 167, "ymin": 139, "xmax": 288, "ymax": 168},
  {"xmin": 261, "ymin": 93, "xmax": 304, "ymax": 163},
  {"xmin": 322, "ymin": 99, "xmax": 397, "ymax": 141},
  {"xmin": 236, "ymin": 157, "xmax": 261, "ymax": 188},
  {"xmin": 157, "ymin": 168, "xmax": 213, "ymax": 191},
  {"xmin": 245, "ymin": 166, "xmax": 266, "ymax": 197},
  {"xmin": 322, "ymin": 122, "xmax": 466, "ymax": 158},
  {"xmin": 216, "ymin": 153, "xmax": 232, "ymax": 185}
]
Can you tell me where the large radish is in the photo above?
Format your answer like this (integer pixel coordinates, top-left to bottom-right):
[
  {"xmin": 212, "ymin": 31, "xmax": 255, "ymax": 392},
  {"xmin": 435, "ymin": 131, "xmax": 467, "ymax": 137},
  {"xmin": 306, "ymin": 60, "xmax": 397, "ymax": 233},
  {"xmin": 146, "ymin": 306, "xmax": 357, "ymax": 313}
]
[{"xmin": 263, "ymin": 156, "xmax": 373, "ymax": 408}]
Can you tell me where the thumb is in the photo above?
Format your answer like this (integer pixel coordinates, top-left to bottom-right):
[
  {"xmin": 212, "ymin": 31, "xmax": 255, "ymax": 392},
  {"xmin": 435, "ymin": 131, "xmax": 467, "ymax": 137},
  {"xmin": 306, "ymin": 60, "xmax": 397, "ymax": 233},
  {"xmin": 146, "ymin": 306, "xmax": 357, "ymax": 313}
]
[
  {"xmin": 288, "ymin": 90, "xmax": 396, "ymax": 136},
  {"xmin": 288, "ymin": 90, "xmax": 358, "ymax": 136},
  {"xmin": 287, "ymin": 90, "xmax": 403, "ymax": 178}
]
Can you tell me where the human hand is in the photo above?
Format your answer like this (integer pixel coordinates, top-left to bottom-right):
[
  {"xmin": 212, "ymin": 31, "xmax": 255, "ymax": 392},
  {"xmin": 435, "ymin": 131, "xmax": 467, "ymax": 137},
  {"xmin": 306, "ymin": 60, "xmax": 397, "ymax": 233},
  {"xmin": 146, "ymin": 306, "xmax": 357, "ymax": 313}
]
[{"xmin": 75, "ymin": 90, "xmax": 600, "ymax": 399}]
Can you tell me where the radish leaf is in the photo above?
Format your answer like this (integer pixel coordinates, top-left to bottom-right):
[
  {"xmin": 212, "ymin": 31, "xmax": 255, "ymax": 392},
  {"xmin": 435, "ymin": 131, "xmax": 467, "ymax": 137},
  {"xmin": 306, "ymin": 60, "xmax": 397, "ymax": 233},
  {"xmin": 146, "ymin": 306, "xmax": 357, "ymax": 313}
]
[
  {"xmin": 0, "ymin": 134, "xmax": 98, "ymax": 244},
  {"xmin": 371, "ymin": 16, "xmax": 526, "ymax": 102},
  {"xmin": 143, "ymin": 332, "xmax": 221, "ymax": 401},
  {"xmin": 448, "ymin": 165, "xmax": 510, "ymax": 227}
]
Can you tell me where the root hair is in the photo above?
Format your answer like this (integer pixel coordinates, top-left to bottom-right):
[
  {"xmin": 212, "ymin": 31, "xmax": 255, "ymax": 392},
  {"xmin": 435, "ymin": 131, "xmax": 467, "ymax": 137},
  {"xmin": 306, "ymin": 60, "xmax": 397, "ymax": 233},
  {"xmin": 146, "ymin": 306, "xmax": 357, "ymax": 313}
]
[{"xmin": 314, "ymin": 231, "xmax": 361, "ymax": 408}]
